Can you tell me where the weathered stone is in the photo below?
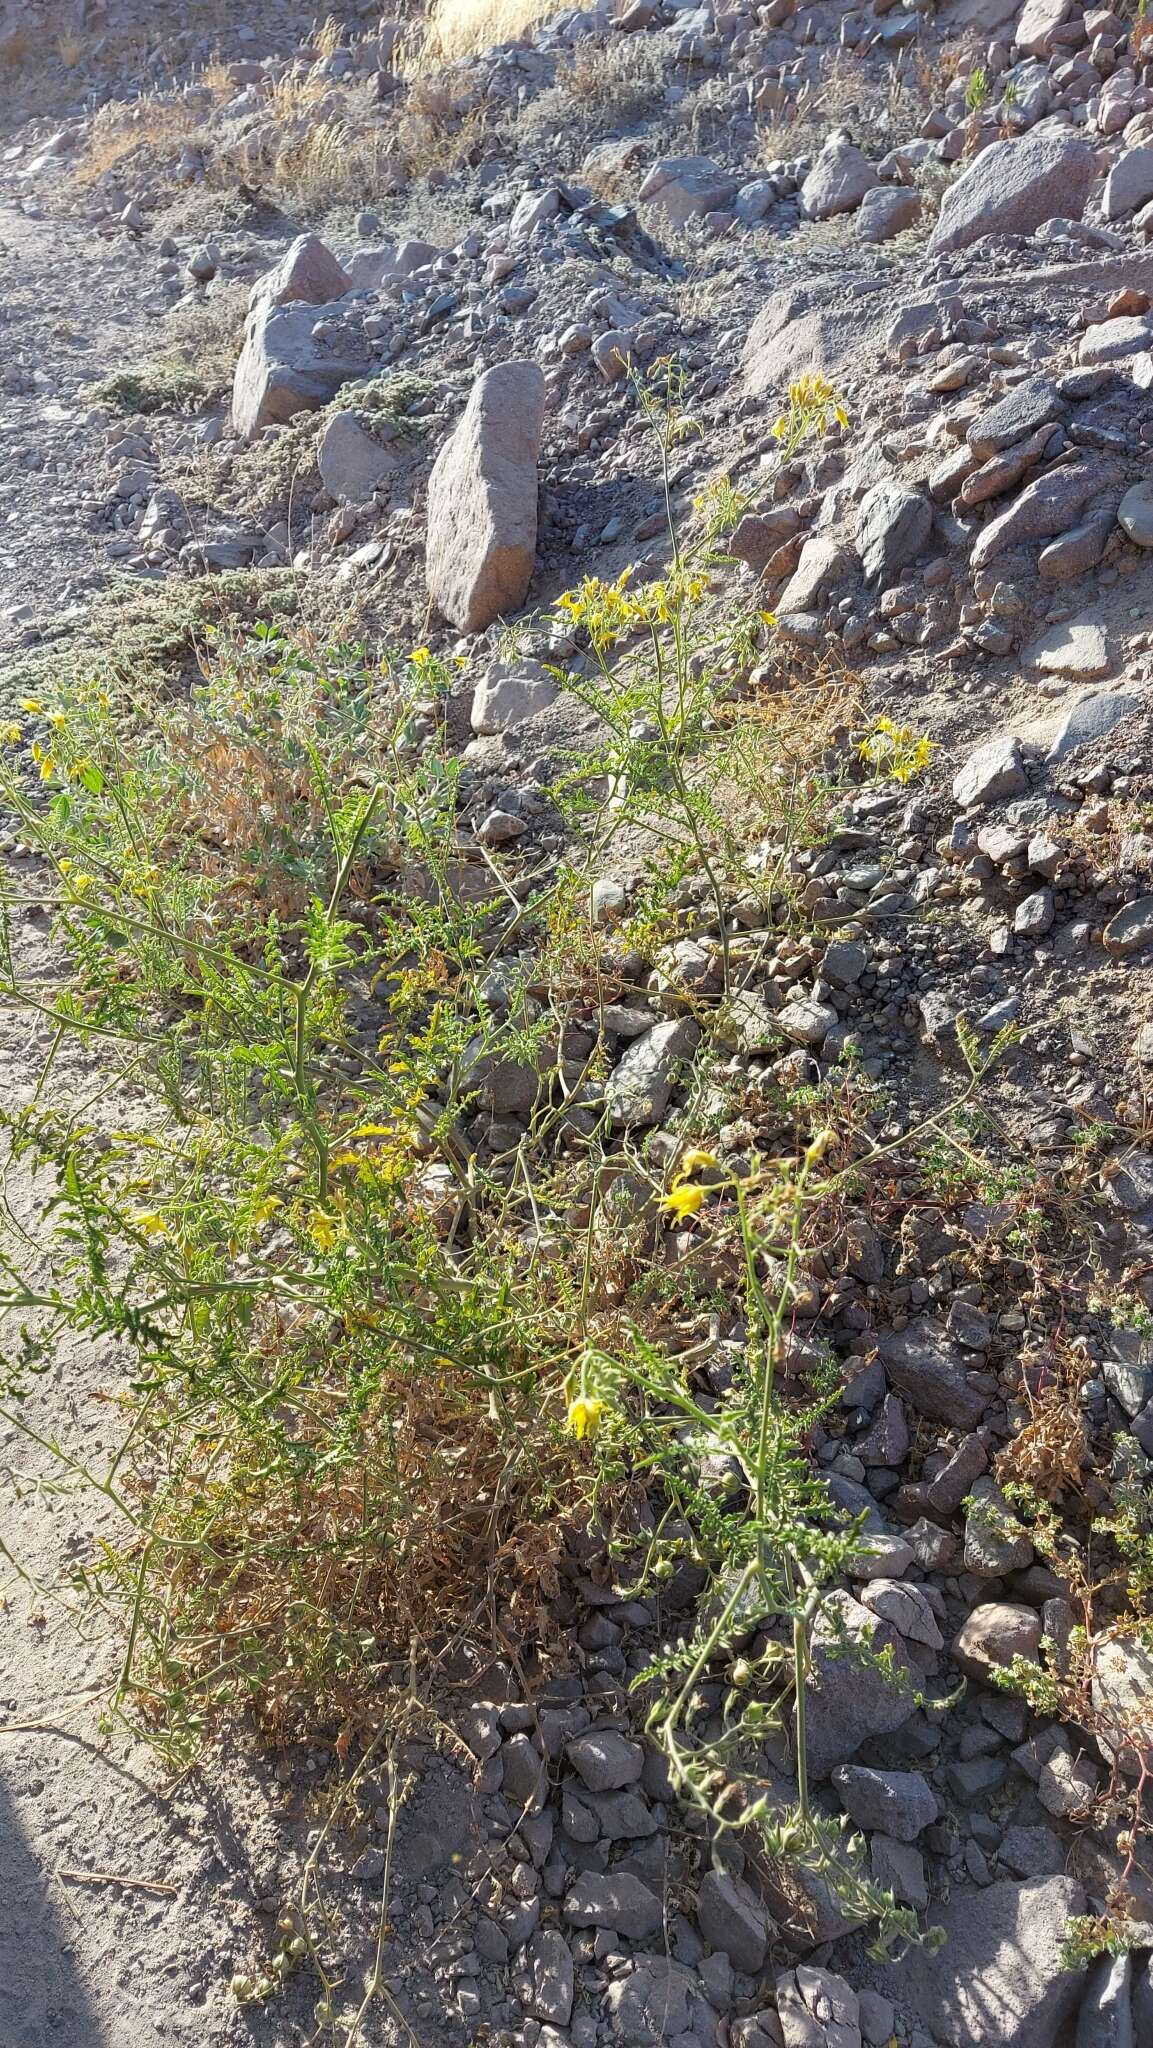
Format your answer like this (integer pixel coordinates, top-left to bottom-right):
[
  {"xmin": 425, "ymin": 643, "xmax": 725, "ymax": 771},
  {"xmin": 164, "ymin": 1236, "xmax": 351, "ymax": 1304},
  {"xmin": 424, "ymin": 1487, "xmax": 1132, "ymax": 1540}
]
[
  {"xmin": 777, "ymin": 996, "xmax": 838, "ymax": 1047},
  {"xmin": 426, "ymin": 360, "xmax": 544, "ymax": 632},
  {"xmin": 963, "ymin": 1477, "xmax": 1035, "ymax": 1577},
  {"xmin": 519, "ymin": 1930, "xmax": 574, "ymax": 2026},
  {"xmin": 776, "ymin": 1967, "xmax": 860, "ymax": 2048},
  {"xmin": 967, "ymin": 378, "xmax": 1065, "ymax": 460},
  {"xmin": 776, "ymin": 536, "xmax": 858, "ymax": 614},
  {"xmin": 232, "ymin": 298, "xmax": 365, "ymax": 438},
  {"xmin": 471, "ymin": 660, "xmax": 558, "ymax": 735},
  {"xmin": 728, "ymin": 507, "xmax": 800, "ymax": 572},
  {"xmin": 856, "ymin": 481, "xmax": 932, "ymax": 584},
  {"xmin": 567, "ymin": 1730, "xmax": 644, "ymax": 1792},
  {"xmin": 928, "ymin": 133, "xmax": 1095, "ymax": 256},
  {"xmin": 1026, "ymin": 614, "xmax": 1109, "ymax": 680},
  {"xmin": 1104, "ymin": 896, "xmax": 1153, "ymax": 956},
  {"xmin": 603, "ymin": 1960, "xmax": 695, "ymax": 2045},
  {"xmin": 252, "ymin": 232, "xmax": 350, "ymax": 309},
  {"xmin": 1038, "ymin": 508, "xmax": 1116, "ymax": 579},
  {"xmin": 857, "ymin": 185, "xmax": 920, "ymax": 242},
  {"xmin": 1091, "ymin": 1635, "xmax": 1153, "ymax": 1775},
  {"xmin": 1046, "ymin": 689, "xmax": 1139, "ymax": 765},
  {"xmin": 804, "ymin": 1589, "xmax": 918, "ymax": 1780},
  {"xmin": 563, "ymin": 1871, "xmax": 663, "ymax": 1939},
  {"xmin": 1118, "ymin": 479, "xmax": 1153, "ymax": 546},
  {"xmin": 1078, "ymin": 317, "xmax": 1153, "ymax": 367},
  {"xmin": 953, "ymin": 1601, "xmax": 1043, "ymax": 1682},
  {"xmin": 696, "ymin": 1870, "xmax": 772, "ymax": 1972},
  {"xmin": 859, "ymin": 1576, "xmax": 943, "ymax": 1649},
  {"xmin": 832, "ymin": 1764, "xmax": 939, "ymax": 1842},
  {"xmin": 953, "ymin": 734, "xmax": 1028, "ymax": 807},
  {"xmin": 638, "ymin": 155, "xmax": 740, "ymax": 227},
  {"xmin": 800, "ymin": 133, "xmax": 881, "ymax": 220},
  {"xmin": 1103, "ymin": 145, "xmax": 1153, "ymax": 220},
  {"xmin": 879, "ymin": 1323, "xmax": 986, "ymax": 1427},
  {"xmin": 870, "ymin": 1833, "xmax": 928, "ymax": 1911},
  {"xmin": 999, "ymin": 1824, "xmax": 1065, "ymax": 1878},
  {"xmin": 1075, "ymin": 1952, "xmax": 1132, "ymax": 2048},
  {"xmin": 970, "ymin": 460, "xmax": 1111, "ymax": 573},
  {"xmin": 316, "ymin": 411, "xmax": 401, "ymax": 503},
  {"xmin": 1015, "ymin": 0, "xmax": 1072, "ymax": 58},
  {"xmin": 606, "ymin": 1018, "xmax": 700, "ymax": 1127},
  {"xmin": 871, "ymin": 1876, "xmax": 1087, "ymax": 2048}
]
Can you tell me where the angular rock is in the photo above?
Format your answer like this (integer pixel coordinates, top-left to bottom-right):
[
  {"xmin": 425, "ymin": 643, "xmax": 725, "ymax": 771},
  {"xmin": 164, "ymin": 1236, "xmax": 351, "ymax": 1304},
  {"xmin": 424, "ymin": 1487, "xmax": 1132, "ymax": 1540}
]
[
  {"xmin": 1038, "ymin": 509, "xmax": 1116, "ymax": 578},
  {"xmin": 856, "ymin": 481, "xmax": 932, "ymax": 584},
  {"xmin": 520, "ymin": 1930, "xmax": 574, "ymax": 2026},
  {"xmin": 928, "ymin": 133, "xmax": 1095, "ymax": 256},
  {"xmin": 1015, "ymin": 0, "xmax": 1072, "ymax": 58},
  {"xmin": 1075, "ymin": 1952, "xmax": 1132, "ymax": 2048},
  {"xmin": 871, "ymin": 1876, "xmax": 1087, "ymax": 2048},
  {"xmin": 1118, "ymin": 479, "xmax": 1153, "ymax": 546},
  {"xmin": 776, "ymin": 1967, "xmax": 861, "ymax": 2048},
  {"xmin": 998, "ymin": 1824, "xmax": 1064, "ymax": 1878},
  {"xmin": 870, "ymin": 1833, "xmax": 928, "ymax": 1911},
  {"xmin": 1103, "ymin": 896, "xmax": 1153, "ymax": 957},
  {"xmin": 953, "ymin": 734, "xmax": 1028, "ymax": 807},
  {"xmin": 953, "ymin": 1601, "xmax": 1043, "ymax": 1682},
  {"xmin": 879, "ymin": 1323, "xmax": 986, "ymax": 1427},
  {"xmin": 777, "ymin": 996, "xmax": 837, "ymax": 1048},
  {"xmin": 471, "ymin": 660, "xmax": 558, "ymax": 735},
  {"xmin": 804, "ymin": 1589, "xmax": 918, "ymax": 1780},
  {"xmin": 967, "ymin": 378, "xmax": 1065, "ymax": 460},
  {"xmin": 1103, "ymin": 145, "xmax": 1153, "ymax": 221},
  {"xmin": 232, "ymin": 298, "xmax": 366, "ymax": 439},
  {"xmin": 970, "ymin": 460, "xmax": 1111, "ymax": 573},
  {"xmin": 776, "ymin": 536, "xmax": 857, "ymax": 614},
  {"xmin": 607, "ymin": 1018, "xmax": 700, "ymax": 1127},
  {"xmin": 859, "ymin": 1577, "xmax": 943, "ymax": 1649},
  {"xmin": 696, "ymin": 1870, "xmax": 772, "ymax": 1972},
  {"xmin": 831, "ymin": 1764, "xmax": 939, "ymax": 1842},
  {"xmin": 857, "ymin": 186, "xmax": 920, "ymax": 243},
  {"xmin": 1078, "ymin": 317, "xmax": 1153, "ymax": 368},
  {"xmin": 964, "ymin": 1477, "xmax": 1035, "ymax": 1577},
  {"xmin": 1026, "ymin": 615, "xmax": 1109, "ymax": 681},
  {"xmin": 426, "ymin": 360, "xmax": 545, "ymax": 632},
  {"xmin": 603, "ymin": 1959, "xmax": 694, "ymax": 2044},
  {"xmin": 1046, "ymin": 689, "xmax": 1139, "ymax": 765},
  {"xmin": 317, "ymin": 411, "xmax": 401, "ymax": 503},
  {"xmin": 1090, "ymin": 1635, "xmax": 1153, "ymax": 1775},
  {"xmin": 800, "ymin": 134, "xmax": 881, "ymax": 220},
  {"xmin": 563, "ymin": 1871, "xmax": 663, "ymax": 1939},
  {"xmin": 638, "ymin": 156, "xmax": 740, "ymax": 227},
  {"xmin": 567, "ymin": 1730, "xmax": 644, "ymax": 1792},
  {"xmin": 252, "ymin": 232, "xmax": 350, "ymax": 309}
]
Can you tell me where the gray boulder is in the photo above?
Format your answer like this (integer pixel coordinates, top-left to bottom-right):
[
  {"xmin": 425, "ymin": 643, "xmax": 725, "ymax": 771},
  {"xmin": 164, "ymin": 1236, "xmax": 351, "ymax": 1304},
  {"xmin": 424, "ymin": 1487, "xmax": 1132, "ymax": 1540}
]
[
  {"xmin": 856, "ymin": 480, "xmax": 932, "ymax": 583},
  {"xmin": 251, "ymin": 232, "xmax": 350, "ymax": 309},
  {"xmin": 928, "ymin": 133, "xmax": 1095, "ymax": 255},
  {"xmin": 831, "ymin": 1764, "xmax": 939, "ymax": 1841},
  {"xmin": 638, "ymin": 155, "xmax": 739, "ymax": 227},
  {"xmin": 878, "ymin": 1323, "xmax": 986, "ymax": 1427},
  {"xmin": 425, "ymin": 359, "xmax": 545, "ymax": 632},
  {"xmin": 870, "ymin": 1876, "xmax": 1087, "ymax": 2048},
  {"xmin": 696, "ymin": 1870, "xmax": 772, "ymax": 1972},
  {"xmin": 804, "ymin": 1590, "xmax": 918, "ymax": 1780},
  {"xmin": 231, "ymin": 299, "xmax": 366, "ymax": 439},
  {"xmin": 606, "ymin": 1018, "xmax": 700, "ymax": 1128},
  {"xmin": 800, "ymin": 134, "xmax": 881, "ymax": 220},
  {"xmin": 317, "ymin": 411, "xmax": 401, "ymax": 503}
]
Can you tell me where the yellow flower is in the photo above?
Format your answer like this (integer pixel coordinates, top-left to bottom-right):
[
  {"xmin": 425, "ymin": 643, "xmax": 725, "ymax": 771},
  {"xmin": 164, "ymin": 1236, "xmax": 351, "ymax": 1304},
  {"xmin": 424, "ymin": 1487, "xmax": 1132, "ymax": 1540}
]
[
  {"xmin": 309, "ymin": 1210, "xmax": 340, "ymax": 1251},
  {"xmin": 678, "ymin": 1148, "xmax": 719, "ymax": 1176},
  {"xmin": 48, "ymin": 711, "xmax": 66, "ymax": 730},
  {"xmin": 19, "ymin": 697, "xmax": 42, "ymax": 713},
  {"xmin": 2, "ymin": 722, "xmax": 20, "ymax": 745},
  {"xmin": 662, "ymin": 1183, "xmax": 706, "ymax": 1221},
  {"xmin": 69, "ymin": 872, "xmax": 94, "ymax": 893},
  {"xmin": 410, "ymin": 647, "xmax": 431, "ymax": 665},
  {"xmin": 132, "ymin": 1211, "xmax": 167, "ymax": 1235},
  {"xmin": 566, "ymin": 1395, "xmax": 605, "ymax": 1441},
  {"xmin": 804, "ymin": 1127, "xmax": 835, "ymax": 1166},
  {"xmin": 39, "ymin": 754, "xmax": 56, "ymax": 781},
  {"xmin": 759, "ymin": 610, "xmax": 777, "ymax": 629},
  {"xmin": 253, "ymin": 1194, "xmax": 283, "ymax": 1224}
]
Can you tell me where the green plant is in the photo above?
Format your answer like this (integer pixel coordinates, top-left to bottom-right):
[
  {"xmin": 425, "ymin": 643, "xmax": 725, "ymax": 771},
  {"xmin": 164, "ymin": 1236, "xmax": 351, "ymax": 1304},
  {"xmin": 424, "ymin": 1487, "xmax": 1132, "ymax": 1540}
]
[
  {"xmin": 964, "ymin": 66, "xmax": 989, "ymax": 112},
  {"xmin": 86, "ymin": 357, "xmax": 212, "ymax": 414}
]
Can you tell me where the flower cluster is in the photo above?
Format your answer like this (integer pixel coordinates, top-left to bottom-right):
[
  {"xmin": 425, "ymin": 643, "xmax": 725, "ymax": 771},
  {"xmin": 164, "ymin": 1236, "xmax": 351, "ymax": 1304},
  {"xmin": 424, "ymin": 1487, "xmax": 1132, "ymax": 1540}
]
[
  {"xmin": 555, "ymin": 567, "xmax": 709, "ymax": 655},
  {"xmin": 660, "ymin": 1147, "xmax": 720, "ymax": 1223},
  {"xmin": 858, "ymin": 715, "xmax": 934, "ymax": 785},
  {"xmin": 771, "ymin": 374, "xmax": 850, "ymax": 449}
]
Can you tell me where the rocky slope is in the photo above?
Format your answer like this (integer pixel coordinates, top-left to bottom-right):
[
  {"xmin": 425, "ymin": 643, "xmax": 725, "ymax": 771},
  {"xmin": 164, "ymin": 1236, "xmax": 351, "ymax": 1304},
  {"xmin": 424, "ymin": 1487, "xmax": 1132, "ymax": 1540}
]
[{"xmin": 4, "ymin": 2, "xmax": 1153, "ymax": 2047}]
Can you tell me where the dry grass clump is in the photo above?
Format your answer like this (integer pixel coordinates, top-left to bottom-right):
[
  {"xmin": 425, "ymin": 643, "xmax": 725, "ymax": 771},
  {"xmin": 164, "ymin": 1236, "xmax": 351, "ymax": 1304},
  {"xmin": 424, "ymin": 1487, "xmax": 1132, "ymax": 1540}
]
[
  {"xmin": 75, "ymin": 93, "xmax": 199, "ymax": 184},
  {"xmin": 412, "ymin": 0, "xmax": 567, "ymax": 68}
]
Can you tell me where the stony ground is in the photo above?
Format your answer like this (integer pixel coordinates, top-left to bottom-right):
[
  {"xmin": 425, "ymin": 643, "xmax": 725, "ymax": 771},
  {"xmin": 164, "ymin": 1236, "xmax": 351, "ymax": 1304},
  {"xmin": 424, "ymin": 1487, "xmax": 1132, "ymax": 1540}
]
[{"xmin": 5, "ymin": 1, "xmax": 1153, "ymax": 2046}]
